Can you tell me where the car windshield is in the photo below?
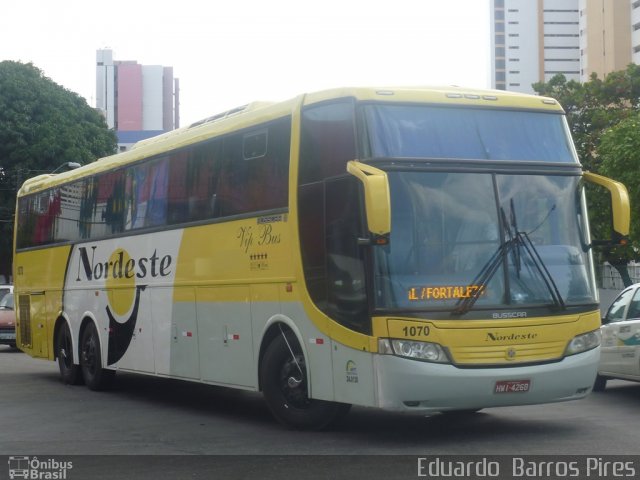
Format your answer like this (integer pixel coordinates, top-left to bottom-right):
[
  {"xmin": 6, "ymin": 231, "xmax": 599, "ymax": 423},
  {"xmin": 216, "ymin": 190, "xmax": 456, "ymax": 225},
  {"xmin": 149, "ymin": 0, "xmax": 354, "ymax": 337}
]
[
  {"xmin": 372, "ymin": 171, "xmax": 596, "ymax": 313},
  {"xmin": 361, "ymin": 104, "xmax": 577, "ymax": 163},
  {"xmin": 0, "ymin": 288, "xmax": 10, "ymax": 303},
  {"xmin": 0, "ymin": 293, "xmax": 14, "ymax": 310}
]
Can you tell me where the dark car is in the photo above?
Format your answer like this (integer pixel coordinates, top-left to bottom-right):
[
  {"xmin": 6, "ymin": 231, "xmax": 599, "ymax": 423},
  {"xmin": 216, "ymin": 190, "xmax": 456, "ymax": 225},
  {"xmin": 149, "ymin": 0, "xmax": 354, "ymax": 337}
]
[{"xmin": 0, "ymin": 292, "xmax": 16, "ymax": 348}]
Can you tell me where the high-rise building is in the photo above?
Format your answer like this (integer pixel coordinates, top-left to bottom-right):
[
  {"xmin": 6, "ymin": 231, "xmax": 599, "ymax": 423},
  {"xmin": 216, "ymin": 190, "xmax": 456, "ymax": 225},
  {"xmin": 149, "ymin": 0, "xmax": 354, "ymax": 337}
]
[
  {"xmin": 491, "ymin": 0, "xmax": 580, "ymax": 94},
  {"xmin": 96, "ymin": 49, "xmax": 180, "ymax": 151},
  {"xmin": 579, "ymin": 0, "xmax": 632, "ymax": 82},
  {"xmin": 491, "ymin": 0, "xmax": 640, "ymax": 93},
  {"xmin": 634, "ymin": 0, "xmax": 640, "ymax": 64}
]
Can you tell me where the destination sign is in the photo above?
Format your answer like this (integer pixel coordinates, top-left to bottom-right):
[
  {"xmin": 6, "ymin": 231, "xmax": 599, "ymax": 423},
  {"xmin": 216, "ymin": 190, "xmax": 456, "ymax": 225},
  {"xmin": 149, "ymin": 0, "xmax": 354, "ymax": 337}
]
[{"xmin": 408, "ymin": 285, "xmax": 486, "ymax": 301}]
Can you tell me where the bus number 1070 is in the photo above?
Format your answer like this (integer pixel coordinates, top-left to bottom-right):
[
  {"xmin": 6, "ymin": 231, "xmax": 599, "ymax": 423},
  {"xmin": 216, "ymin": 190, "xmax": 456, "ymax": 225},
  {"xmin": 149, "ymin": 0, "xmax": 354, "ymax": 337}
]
[{"xmin": 402, "ymin": 325, "xmax": 430, "ymax": 337}]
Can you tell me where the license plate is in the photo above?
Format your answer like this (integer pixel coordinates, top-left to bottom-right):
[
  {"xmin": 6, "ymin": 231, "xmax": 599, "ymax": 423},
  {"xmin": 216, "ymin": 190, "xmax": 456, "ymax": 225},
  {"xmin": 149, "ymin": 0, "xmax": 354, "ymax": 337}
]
[{"xmin": 494, "ymin": 379, "xmax": 530, "ymax": 394}]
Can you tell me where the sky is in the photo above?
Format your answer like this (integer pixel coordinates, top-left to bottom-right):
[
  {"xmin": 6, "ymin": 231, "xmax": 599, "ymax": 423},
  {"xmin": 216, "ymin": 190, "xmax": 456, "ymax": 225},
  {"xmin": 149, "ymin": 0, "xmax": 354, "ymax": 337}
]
[{"xmin": 2, "ymin": 0, "xmax": 491, "ymax": 127}]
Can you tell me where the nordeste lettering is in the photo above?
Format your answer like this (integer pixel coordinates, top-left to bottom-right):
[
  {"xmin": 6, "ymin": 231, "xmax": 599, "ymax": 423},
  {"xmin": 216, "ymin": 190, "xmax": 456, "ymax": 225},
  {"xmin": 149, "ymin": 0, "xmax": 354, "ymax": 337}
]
[{"xmin": 75, "ymin": 246, "xmax": 172, "ymax": 281}]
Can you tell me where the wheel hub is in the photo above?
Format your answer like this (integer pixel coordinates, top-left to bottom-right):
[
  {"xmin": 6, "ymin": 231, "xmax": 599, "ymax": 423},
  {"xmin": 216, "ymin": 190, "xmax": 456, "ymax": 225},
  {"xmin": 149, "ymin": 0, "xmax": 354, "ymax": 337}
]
[{"xmin": 287, "ymin": 376, "xmax": 302, "ymax": 388}]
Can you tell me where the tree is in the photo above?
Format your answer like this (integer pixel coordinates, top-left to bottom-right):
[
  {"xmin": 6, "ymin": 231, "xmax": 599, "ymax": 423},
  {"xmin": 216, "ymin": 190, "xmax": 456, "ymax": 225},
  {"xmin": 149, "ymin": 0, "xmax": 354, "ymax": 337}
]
[
  {"xmin": 533, "ymin": 64, "xmax": 640, "ymax": 173},
  {"xmin": 533, "ymin": 65, "xmax": 640, "ymax": 287},
  {"xmin": 597, "ymin": 112, "xmax": 640, "ymax": 285},
  {"xmin": 0, "ymin": 61, "xmax": 117, "ymax": 281}
]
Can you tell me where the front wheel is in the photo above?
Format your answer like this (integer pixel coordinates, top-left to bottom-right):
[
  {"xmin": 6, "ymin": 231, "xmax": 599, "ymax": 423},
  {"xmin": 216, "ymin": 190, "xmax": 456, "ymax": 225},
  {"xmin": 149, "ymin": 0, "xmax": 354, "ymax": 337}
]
[
  {"xmin": 80, "ymin": 322, "xmax": 115, "ymax": 391},
  {"xmin": 260, "ymin": 329, "xmax": 350, "ymax": 430},
  {"xmin": 55, "ymin": 322, "xmax": 82, "ymax": 385}
]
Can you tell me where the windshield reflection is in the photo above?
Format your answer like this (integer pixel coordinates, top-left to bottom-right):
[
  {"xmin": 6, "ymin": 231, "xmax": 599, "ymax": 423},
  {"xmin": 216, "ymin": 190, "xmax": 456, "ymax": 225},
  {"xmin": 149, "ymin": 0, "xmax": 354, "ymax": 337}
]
[
  {"xmin": 373, "ymin": 172, "xmax": 596, "ymax": 313},
  {"xmin": 362, "ymin": 105, "xmax": 577, "ymax": 163}
]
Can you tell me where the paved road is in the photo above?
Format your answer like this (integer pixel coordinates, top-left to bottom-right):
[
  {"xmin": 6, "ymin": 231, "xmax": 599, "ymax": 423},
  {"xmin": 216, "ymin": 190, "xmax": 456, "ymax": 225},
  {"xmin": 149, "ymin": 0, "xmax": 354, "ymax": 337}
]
[{"xmin": 1, "ymin": 345, "xmax": 639, "ymax": 478}]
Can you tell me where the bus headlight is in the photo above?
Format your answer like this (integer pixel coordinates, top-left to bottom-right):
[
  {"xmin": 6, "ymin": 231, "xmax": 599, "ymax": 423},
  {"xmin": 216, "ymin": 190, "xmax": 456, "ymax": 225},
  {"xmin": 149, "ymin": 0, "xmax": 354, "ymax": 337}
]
[
  {"xmin": 379, "ymin": 338, "xmax": 450, "ymax": 363},
  {"xmin": 564, "ymin": 330, "xmax": 601, "ymax": 356}
]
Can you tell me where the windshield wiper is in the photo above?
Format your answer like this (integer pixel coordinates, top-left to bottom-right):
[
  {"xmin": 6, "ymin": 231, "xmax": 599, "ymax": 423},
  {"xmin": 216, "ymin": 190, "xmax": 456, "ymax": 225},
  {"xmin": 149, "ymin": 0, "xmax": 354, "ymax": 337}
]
[
  {"xmin": 516, "ymin": 229, "xmax": 565, "ymax": 311},
  {"xmin": 451, "ymin": 232, "xmax": 513, "ymax": 316},
  {"xmin": 506, "ymin": 199, "xmax": 564, "ymax": 311},
  {"xmin": 452, "ymin": 201, "xmax": 565, "ymax": 316}
]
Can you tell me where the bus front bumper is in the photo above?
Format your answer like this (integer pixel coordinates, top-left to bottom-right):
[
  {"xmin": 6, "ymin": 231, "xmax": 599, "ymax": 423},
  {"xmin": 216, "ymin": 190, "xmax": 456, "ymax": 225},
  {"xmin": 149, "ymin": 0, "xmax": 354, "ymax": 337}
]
[{"xmin": 374, "ymin": 347, "xmax": 599, "ymax": 411}]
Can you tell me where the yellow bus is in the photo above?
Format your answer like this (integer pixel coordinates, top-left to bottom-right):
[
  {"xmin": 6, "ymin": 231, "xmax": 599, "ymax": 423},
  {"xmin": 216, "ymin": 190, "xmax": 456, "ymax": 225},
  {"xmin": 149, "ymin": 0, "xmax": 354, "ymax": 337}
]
[{"xmin": 13, "ymin": 86, "xmax": 629, "ymax": 429}]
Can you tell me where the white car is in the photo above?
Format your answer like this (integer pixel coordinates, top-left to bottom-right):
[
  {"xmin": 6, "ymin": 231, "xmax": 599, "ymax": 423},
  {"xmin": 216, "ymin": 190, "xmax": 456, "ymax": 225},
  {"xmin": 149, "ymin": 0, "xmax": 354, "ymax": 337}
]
[{"xmin": 595, "ymin": 283, "xmax": 640, "ymax": 391}]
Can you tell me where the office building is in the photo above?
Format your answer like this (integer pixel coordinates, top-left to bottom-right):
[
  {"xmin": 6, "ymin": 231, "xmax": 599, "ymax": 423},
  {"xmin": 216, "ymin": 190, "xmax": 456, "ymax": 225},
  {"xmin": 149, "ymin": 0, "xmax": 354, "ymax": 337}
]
[
  {"xmin": 491, "ymin": 0, "xmax": 639, "ymax": 93},
  {"xmin": 579, "ymin": 0, "xmax": 632, "ymax": 82},
  {"xmin": 96, "ymin": 49, "xmax": 180, "ymax": 151},
  {"xmin": 491, "ymin": 0, "xmax": 580, "ymax": 93},
  {"xmin": 634, "ymin": 0, "xmax": 640, "ymax": 64}
]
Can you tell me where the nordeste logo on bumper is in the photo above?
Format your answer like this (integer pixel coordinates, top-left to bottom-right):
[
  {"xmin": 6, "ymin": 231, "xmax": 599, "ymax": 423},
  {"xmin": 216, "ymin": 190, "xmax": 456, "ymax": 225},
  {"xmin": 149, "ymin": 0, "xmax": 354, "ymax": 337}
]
[{"xmin": 75, "ymin": 246, "xmax": 172, "ymax": 365}]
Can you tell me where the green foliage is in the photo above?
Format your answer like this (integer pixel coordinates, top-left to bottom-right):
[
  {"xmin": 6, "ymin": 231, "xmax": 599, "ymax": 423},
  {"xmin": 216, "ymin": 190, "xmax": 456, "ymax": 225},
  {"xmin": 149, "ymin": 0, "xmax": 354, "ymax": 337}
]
[
  {"xmin": 599, "ymin": 112, "xmax": 640, "ymax": 248},
  {"xmin": 534, "ymin": 64, "xmax": 640, "ymax": 286},
  {"xmin": 533, "ymin": 64, "xmax": 640, "ymax": 173},
  {"xmin": 0, "ymin": 61, "xmax": 117, "ymax": 281}
]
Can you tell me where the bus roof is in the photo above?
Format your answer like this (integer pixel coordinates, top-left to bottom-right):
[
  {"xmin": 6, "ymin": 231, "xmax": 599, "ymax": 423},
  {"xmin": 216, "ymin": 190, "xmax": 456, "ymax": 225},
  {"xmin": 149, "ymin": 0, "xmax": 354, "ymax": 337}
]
[
  {"xmin": 302, "ymin": 85, "xmax": 563, "ymax": 111},
  {"xmin": 18, "ymin": 85, "xmax": 564, "ymax": 196}
]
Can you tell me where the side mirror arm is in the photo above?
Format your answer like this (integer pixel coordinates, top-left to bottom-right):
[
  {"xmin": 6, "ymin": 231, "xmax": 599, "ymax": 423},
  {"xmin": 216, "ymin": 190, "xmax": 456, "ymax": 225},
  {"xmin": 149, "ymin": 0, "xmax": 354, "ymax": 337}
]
[
  {"xmin": 583, "ymin": 171, "xmax": 630, "ymax": 245},
  {"xmin": 347, "ymin": 161, "xmax": 391, "ymax": 237}
]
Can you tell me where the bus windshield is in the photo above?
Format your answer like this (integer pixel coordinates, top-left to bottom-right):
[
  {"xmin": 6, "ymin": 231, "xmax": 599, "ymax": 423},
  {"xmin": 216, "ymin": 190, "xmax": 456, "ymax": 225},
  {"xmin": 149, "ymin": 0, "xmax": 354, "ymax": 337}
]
[
  {"xmin": 373, "ymin": 172, "xmax": 597, "ymax": 313},
  {"xmin": 361, "ymin": 104, "xmax": 577, "ymax": 163}
]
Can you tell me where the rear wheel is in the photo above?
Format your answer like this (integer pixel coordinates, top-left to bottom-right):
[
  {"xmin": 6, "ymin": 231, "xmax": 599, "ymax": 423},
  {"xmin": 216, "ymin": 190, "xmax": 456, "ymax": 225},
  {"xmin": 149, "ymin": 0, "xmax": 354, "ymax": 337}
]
[
  {"xmin": 55, "ymin": 322, "xmax": 82, "ymax": 385},
  {"xmin": 80, "ymin": 322, "xmax": 115, "ymax": 391},
  {"xmin": 260, "ymin": 329, "xmax": 350, "ymax": 430},
  {"xmin": 593, "ymin": 374, "xmax": 607, "ymax": 392}
]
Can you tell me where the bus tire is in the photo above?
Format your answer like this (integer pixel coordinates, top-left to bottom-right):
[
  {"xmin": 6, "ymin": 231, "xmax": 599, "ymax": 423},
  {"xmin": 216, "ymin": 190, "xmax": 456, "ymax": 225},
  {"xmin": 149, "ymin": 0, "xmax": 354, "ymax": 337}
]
[
  {"xmin": 80, "ymin": 322, "xmax": 115, "ymax": 391},
  {"xmin": 593, "ymin": 375, "xmax": 607, "ymax": 392},
  {"xmin": 55, "ymin": 322, "xmax": 82, "ymax": 385},
  {"xmin": 260, "ymin": 330, "xmax": 351, "ymax": 430}
]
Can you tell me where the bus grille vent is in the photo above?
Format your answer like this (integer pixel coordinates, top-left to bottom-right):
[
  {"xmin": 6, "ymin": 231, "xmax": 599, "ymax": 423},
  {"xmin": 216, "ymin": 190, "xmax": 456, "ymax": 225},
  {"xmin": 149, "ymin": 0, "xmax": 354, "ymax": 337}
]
[{"xmin": 18, "ymin": 295, "xmax": 32, "ymax": 347}]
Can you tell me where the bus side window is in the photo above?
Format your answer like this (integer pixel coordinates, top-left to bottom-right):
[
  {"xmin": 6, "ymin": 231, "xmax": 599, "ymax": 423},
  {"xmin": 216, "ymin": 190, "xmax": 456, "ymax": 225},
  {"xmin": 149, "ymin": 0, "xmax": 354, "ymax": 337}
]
[
  {"xmin": 78, "ymin": 178, "xmax": 98, "ymax": 240},
  {"xmin": 324, "ymin": 176, "xmax": 369, "ymax": 333},
  {"xmin": 166, "ymin": 151, "xmax": 190, "ymax": 224},
  {"xmin": 166, "ymin": 140, "xmax": 222, "ymax": 224},
  {"xmin": 299, "ymin": 101, "xmax": 357, "ymax": 184},
  {"xmin": 299, "ymin": 177, "xmax": 369, "ymax": 333},
  {"xmin": 142, "ymin": 158, "xmax": 169, "ymax": 228},
  {"xmin": 186, "ymin": 142, "xmax": 220, "ymax": 222},
  {"xmin": 16, "ymin": 197, "xmax": 33, "ymax": 249},
  {"xmin": 29, "ymin": 189, "xmax": 62, "ymax": 246},
  {"xmin": 298, "ymin": 181, "xmax": 326, "ymax": 306},
  {"xmin": 99, "ymin": 170, "xmax": 127, "ymax": 235},
  {"xmin": 218, "ymin": 118, "xmax": 290, "ymax": 217},
  {"xmin": 261, "ymin": 118, "xmax": 291, "ymax": 209},
  {"xmin": 299, "ymin": 100, "xmax": 368, "ymax": 333},
  {"xmin": 217, "ymin": 133, "xmax": 245, "ymax": 216}
]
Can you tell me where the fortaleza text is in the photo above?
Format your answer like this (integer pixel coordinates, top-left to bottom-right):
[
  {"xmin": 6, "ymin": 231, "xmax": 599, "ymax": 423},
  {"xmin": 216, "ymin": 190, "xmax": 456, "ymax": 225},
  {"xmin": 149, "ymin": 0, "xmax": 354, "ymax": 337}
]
[
  {"xmin": 408, "ymin": 285, "xmax": 484, "ymax": 301},
  {"xmin": 417, "ymin": 457, "xmax": 636, "ymax": 478}
]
